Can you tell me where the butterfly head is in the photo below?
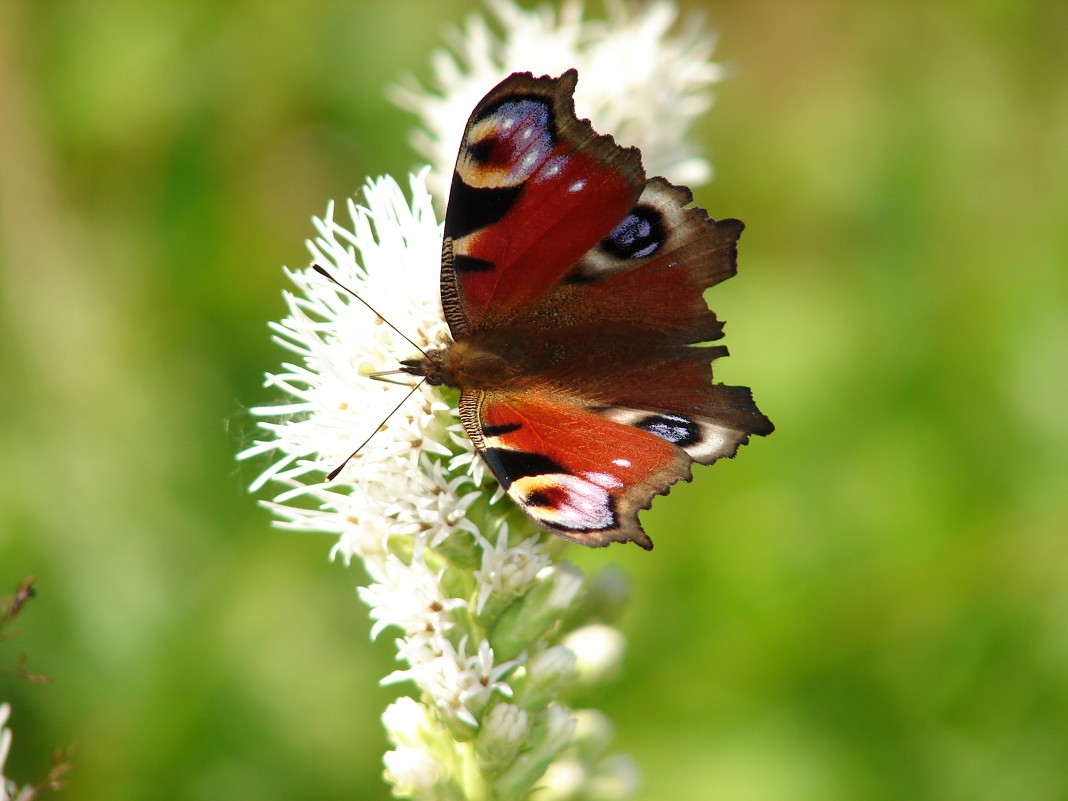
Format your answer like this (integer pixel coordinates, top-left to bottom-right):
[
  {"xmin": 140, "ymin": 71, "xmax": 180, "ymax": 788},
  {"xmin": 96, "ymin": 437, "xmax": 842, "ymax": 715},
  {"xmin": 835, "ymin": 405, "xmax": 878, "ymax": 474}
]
[{"xmin": 400, "ymin": 348, "xmax": 448, "ymax": 386}]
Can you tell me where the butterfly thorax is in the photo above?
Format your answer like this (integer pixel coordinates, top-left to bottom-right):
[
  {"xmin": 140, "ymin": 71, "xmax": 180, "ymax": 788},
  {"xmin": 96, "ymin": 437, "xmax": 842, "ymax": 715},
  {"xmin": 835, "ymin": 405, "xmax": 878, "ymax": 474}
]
[{"xmin": 400, "ymin": 338, "xmax": 521, "ymax": 390}]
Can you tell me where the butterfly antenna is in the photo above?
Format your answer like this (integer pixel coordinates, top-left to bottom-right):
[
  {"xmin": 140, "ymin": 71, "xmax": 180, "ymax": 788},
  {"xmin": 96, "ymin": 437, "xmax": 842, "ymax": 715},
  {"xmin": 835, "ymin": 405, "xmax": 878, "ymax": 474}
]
[
  {"xmin": 311, "ymin": 264, "xmax": 427, "ymax": 356},
  {"xmin": 325, "ymin": 379, "xmax": 427, "ymax": 481},
  {"xmin": 366, "ymin": 368, "xmax": 412, "ymax": 386}
]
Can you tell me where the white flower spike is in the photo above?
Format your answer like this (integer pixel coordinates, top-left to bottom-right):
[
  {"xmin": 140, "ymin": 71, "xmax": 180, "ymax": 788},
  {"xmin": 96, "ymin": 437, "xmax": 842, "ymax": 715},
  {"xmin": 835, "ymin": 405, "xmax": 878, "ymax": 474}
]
[{"xmin": 243, "ymin": 1, "xmax": 726, "ymax": 798}]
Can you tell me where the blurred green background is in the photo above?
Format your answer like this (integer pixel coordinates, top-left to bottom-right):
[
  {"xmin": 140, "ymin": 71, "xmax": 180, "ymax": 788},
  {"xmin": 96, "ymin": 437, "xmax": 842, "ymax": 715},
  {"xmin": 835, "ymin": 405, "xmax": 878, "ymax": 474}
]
[{"xmin": 2, "ymin": 0, "xmax": 1066, "ymax": 799}]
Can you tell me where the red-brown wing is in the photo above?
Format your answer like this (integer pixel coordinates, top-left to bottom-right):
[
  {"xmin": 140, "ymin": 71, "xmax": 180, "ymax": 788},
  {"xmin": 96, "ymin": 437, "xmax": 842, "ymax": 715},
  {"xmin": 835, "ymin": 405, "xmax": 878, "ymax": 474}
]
[
  {"xmin": 543, "ymin": 177, "xmax": 741, "ymax": 348},
  {"xmin": 457, "ymin": 176, "xmax": 774, "ymax": 436},
  {"xmin": 441, "ymin": 70, "xmax": 644, "ymax": 337},
  {"xmin": 460, "ymin": 389, "xmax": 694, "ymax": 549}
]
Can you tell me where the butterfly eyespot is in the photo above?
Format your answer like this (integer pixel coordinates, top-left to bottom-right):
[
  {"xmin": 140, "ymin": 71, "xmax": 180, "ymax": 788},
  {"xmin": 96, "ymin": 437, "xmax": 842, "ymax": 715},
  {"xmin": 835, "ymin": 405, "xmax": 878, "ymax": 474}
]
[
  {"xmin": 601, "ymin": 205, "xmax": 665, "ymax": 260},
  {"xmin": 469, "ymin": 138, "xmax": 495, "ymax": 165},
  {"xmin": 462, "ymin": 98, "xmax": 554, "ymax": 187},
  {"xmin": 636, "ymin": 414, "xmax": 701, "ymax": 447},
  {"xmin": 524, "ymin": 489, "xmax": 552, "ymax": 507},
  {"xmin": 513, "ymin": 474, "xmax": 618, "ymax": 532}
]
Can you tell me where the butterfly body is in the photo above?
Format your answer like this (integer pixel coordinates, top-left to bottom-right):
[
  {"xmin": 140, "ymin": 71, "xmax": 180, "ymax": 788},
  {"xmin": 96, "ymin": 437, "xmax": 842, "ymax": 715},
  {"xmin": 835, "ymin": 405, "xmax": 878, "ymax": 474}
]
[{"xmin": 405, "ymin": 70, "xmax": 772, "ymax": 550}]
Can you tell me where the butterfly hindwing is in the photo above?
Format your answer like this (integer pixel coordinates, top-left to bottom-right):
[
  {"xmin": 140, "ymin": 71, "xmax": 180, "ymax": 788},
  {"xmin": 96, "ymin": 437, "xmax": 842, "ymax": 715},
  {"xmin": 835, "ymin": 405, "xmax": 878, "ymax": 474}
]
[
  {"xmin": 489, "ymin": 176, "xmax": 751, "ymax": 404},
  {"xmin": 456, "ymin": 380, "xmax": 771, "ymax": 549},
  {"xmin": 460, "ymin": 390, "xmax": 693, "ymax": 549}
]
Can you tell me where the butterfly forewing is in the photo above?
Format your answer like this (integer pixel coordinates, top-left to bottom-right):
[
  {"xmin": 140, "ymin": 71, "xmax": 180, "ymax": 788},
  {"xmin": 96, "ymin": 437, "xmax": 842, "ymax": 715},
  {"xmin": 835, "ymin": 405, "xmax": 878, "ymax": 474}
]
[{"xmin": 442, "ymin": 69, "xmax": 644, "ymax": 335}]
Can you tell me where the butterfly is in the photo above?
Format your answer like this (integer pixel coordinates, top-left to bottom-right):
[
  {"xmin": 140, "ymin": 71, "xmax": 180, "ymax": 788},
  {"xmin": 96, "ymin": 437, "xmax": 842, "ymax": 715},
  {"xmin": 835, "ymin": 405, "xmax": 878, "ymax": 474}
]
[{"xmin": 401, "ymin": 69, "xmax": 773, "ymax": 550}]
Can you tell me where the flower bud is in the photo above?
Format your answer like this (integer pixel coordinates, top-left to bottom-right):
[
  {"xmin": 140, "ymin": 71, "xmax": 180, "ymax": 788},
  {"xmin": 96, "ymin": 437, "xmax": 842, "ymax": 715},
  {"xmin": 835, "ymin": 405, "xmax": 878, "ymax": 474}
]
[
  {"xmin": 476, "ymin": 702, "xmax": 530, "ymax": 773},
  {"xmin": 493, "ymin": 704, "xmax": 576, "ymax": 801},
  {"xmin": 382, "ymin": 696, "xmax": 433, "ymax": 748},
  {"xmin": 491, "ymin": 562, "xmax": 585, "ymax": 661},
  {"xmin": 383, "ymin": 746, "xmax": 448, "ymax": 800},
  {"xmin": 561, "ymin": 624, "xmax": 626, "ymax": 687},
  {"xmin": 513, "ymin": 646, "xmax": 577, "ymax": 712}
]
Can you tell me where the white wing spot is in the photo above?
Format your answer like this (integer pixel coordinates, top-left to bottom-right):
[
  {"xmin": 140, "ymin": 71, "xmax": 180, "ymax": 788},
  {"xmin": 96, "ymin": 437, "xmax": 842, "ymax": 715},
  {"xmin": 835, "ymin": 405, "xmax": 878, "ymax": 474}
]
[
  {"xmin": 612, "ymin": 458, "xmax": 632, "ymax": 468},
  {"xmin": 583, "ymin": 471, "xmax": 623, "ymax": 490},
  {"xmin": 568, "ymin": 179, "xmax": 586, "ymax": 193},
  {"xmin": 538, "ymin": 155, "xmax": 569, "ymax": 181}
]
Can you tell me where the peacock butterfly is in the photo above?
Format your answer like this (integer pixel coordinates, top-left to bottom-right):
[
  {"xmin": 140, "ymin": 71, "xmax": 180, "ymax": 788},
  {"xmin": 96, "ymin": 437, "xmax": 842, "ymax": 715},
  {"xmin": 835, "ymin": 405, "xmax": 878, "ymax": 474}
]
[{"xmin": 402, "ymin": 69, "xmax": 773, "ymax": 550}]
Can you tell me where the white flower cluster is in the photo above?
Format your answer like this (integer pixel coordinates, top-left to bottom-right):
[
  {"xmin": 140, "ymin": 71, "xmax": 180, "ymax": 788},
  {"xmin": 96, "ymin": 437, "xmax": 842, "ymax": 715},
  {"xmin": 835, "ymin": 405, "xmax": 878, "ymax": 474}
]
[
  {"xmin": 240, "ymin": 173, "xmax": 459, "ymax": 550},
  {"xmin": 241, "ymin": 173, "xmax": 635, "ymax": 798},
  {"xmin": 393, "ymin": 0, "xmax": 725, "ymax": 201},
  {"xmin": 239, "ymin": 172, "xmax": 545, "ymax": 724}
]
